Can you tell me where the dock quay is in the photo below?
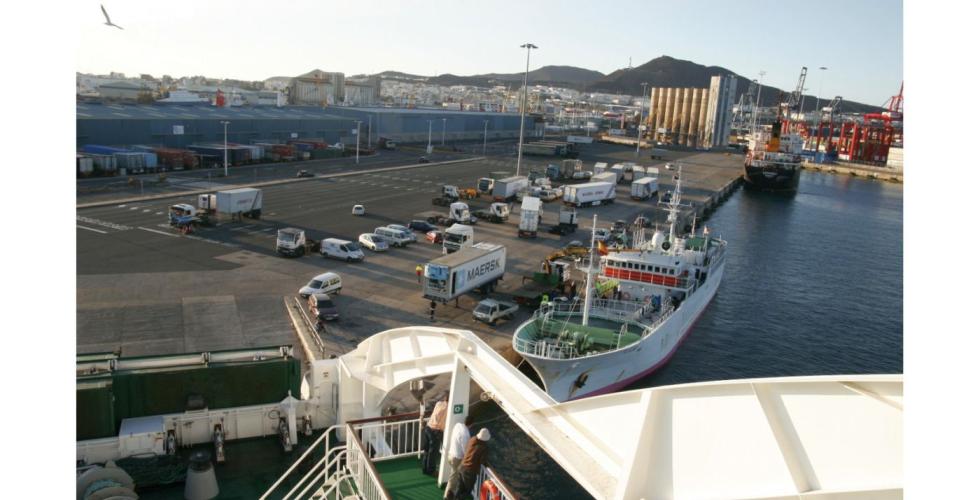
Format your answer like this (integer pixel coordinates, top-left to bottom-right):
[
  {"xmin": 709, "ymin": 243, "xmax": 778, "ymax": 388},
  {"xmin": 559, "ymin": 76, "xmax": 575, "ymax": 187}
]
[
  {"xmin": 76, "ymin": 142, "xmax": 744, "ymax": 367},
  {"xmin": 803, "ymin": 160, "xmax": 904, "ymax": 183}
]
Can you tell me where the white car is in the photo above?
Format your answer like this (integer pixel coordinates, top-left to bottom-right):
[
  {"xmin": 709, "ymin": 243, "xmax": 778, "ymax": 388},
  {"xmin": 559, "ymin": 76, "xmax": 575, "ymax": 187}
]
[
  {"xmin": 593, "ymin": 228, "xmax": 612, "ymax": 242},
  {"xmin": 385, "ymin": 224, "xmax": 417, "ymax": 241},
  {"xmin": 352, "ymin": 205, "xmax": 365, "ymax": 216},
  {"xmin": 298, "ymin": 272, "xmax": 343, "ymax": 298},
  {"xmin": 358, "ymin": 233, "xmax": 389, "ymax": 252}
]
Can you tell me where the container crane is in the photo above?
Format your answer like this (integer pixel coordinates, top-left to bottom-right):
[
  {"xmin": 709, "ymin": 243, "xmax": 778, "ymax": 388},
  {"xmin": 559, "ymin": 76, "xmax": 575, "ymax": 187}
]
[{"xmin": 837, "ymin": 83, "xmax": 903, "ymax": 163}]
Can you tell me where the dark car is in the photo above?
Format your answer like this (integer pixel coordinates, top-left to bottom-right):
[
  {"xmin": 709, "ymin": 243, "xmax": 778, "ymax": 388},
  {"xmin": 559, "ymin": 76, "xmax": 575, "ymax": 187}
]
[
  {"xmin": 408, "ymin": 220, "xmax": 438, "ymax": 232},
  {"xmin": 611, "ymin": 220, "xmax": 628, "ymax": 234},
  {"xmin": 308, "ymin": 293, "xmax": 339, "ymax": 321},
  {"xmin": 418, "ymin": 156, "xmax": 431, "ymax": 164},
  {"xmin": 296, "ymin": 170, "xmax": 314, "ymax": 178}
]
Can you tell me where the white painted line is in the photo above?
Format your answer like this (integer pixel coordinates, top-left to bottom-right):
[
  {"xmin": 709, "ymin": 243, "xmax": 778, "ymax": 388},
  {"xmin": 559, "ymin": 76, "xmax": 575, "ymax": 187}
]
[
  {"xmin": 260, "ymin": 227, "xmax": 274, "ymax": 232},
  {"xmin": 142, "ymin": 209, "xmax": 151, "ymax": 213},
  {"xmin": 118, "ymin": 204, "xmax": 126, "ymax": 208},
  {"xmin": 138, "ymin": 226, "xmax": 179, "ymax": 238},
  {"xmin": 129, "ymin": 206, "xmax": 140, "ymax": 210},
  {"xmin": 155, "ymin": 212, "xmax": 163, "ymax": 215},
  {"xmin": 77, "ymin": 225, "xmax": 107, "ymax": 234}
]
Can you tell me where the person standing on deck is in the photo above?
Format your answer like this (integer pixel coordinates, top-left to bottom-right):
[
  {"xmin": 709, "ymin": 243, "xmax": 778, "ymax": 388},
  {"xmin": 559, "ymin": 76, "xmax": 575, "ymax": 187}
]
[
  {"xmin": 443, "ymin": 415, "xmax": 474, "ymax": 499},
  {"xmin": 422, "ymin": 397, "xmax": 448, "ymax": 475},
  {"xmin": 453, "ymin": 428, "xmax": 491, "ymax": 500}
]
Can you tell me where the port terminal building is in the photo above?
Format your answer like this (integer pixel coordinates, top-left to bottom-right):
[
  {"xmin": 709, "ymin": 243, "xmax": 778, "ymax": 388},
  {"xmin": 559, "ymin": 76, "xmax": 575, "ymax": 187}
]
[{"xmin": 648, "ymin": 75, "xmax": 737, "ymax": 148}]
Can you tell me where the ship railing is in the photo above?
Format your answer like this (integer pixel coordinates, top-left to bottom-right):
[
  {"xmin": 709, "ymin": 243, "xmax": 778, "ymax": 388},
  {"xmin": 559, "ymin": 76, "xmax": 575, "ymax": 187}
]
[
  {"xmin": 347, "ymin": 411, "xmax": 429, "ymax": 461},
  {"xmin": 260, "ymin": 424, "xmax": 343, "ymax": 500},
  {"xmin": 344, "ymin": 421, "xmax": 391, "ymax": 500},
  {"xmin": 514, "ymin": 336, "xmax": 577, "ymax": 360},
  {"xmin": 471, "ymin": 464, "xmax": 520, "ymax": 500}
]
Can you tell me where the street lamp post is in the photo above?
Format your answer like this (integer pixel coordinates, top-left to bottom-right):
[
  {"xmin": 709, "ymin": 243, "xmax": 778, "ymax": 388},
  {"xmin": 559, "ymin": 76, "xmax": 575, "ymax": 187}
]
[
  {"xmin": 814, "ymin": 66, "xmax": 827, "ymax": 124},
  {"xmin": 483, "ymin": 120, "xmax": 489, "ymax": 155},
  {"xmin": 355, "ymin": 120, "xmax": 362, "ymax": 164},
  {"xmin": 441, "ymin": 118, "xmax": 447, "ymax": 145},
  {"xmin": 368, "ymin": 115, "xmax": 372, "ymax": 149},
  {"xmin": 427, "ymin": 120, "xmax": 432, "ymax": 152},
  {"xmin": 516, "ymin": 42, "xmax": 538, "ymax": 177},
  {"xmin": 635, "ymin": 82, "xmax": 648, "ymax": 157},
  {"xmin": 220, "ymin": 120, "xmax": 230, "ymax": 176}
]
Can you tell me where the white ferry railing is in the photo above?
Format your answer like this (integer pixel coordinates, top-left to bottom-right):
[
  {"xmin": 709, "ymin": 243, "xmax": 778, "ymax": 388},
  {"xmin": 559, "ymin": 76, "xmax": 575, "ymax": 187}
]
[
  {"xmin": 288, "ymin": 445, "xmax": 347, "ymax": 500},
  {"xmin": 261, "ymin": 424, "xmax": 342, "ymax": 500},
  {"xmin": 470, "ymin": 464, "xmax": 520, "ymax": 500},
  {"xmin": 345, "ymin": 422, "xmax": 391, "ymax": 500},
  {"xmin": 350, "ymin": 413, "xmax": 429, "ymax": 461}
]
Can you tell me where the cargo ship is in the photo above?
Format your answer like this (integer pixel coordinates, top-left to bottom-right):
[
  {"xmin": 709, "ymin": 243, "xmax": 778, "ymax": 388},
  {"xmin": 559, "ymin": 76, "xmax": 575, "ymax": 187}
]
[
  {"xmin": 742, "ymin": 118, "xmax": 804, "ymax": 192},
  {"xmin": 513, "ymin": 170, "xmax": 728, "ymax": 401}
]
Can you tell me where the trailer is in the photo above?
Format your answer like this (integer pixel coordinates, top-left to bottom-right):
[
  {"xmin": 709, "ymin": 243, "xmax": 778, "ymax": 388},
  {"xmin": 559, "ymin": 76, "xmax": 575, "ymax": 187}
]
[
  {"xmin": 548, "ymin": 206, "xmax": 579, "ymax": 235},
  {"xmin": 631, "ymin": 177, "xmax": 659, "ymax": 200},
  {"xmin": 473, "ymin": 203, "xmax": 510, "ymax": 223},
  {"xmin": 492, "ymin": 176, "xmax": 528, "ymax": 202},
  {"xmin": 416, "ymin": 202, "xmax": 474, "ymax": 226},
  {"xmin": 518, "ymin": 196, "xmax": 542, "ymax": 238},
  {"xmin": 563, "ymin": 181, "xmax": 616, "ymax": 207},
  {"xmin": 216, "ymin": 188, "xmax": 263, "ymax": 219},
  {"xmin": 592, "ymin": 172, "xmax": 617, "ymax": 185},
  {"xmin": 422, "ymin": 242, "xmax": 506, "ymax": 304}
]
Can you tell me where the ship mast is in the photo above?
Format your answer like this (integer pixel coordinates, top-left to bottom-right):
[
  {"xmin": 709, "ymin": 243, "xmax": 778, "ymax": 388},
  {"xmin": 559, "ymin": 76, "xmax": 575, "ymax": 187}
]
[
  {"xmin": 580, "ymin": 214, "xmax": 599, "ymax": 327},
  {"xmin": 666, "ymin": 165, "xmax": 683, "ymax": 245}
]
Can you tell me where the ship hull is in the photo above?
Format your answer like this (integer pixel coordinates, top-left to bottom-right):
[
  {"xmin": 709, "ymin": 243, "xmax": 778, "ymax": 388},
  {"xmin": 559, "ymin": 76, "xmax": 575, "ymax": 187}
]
[
  {"xmin": 519, "ymin": 260, "xmax": 725, "ymax": 402},
  {"xmin": 742, "ymin": 163, "xmax": 801, "ymax": 192}
]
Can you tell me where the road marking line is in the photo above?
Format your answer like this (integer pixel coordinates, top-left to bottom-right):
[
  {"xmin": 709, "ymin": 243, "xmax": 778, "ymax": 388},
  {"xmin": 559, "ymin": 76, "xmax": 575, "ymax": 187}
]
[
  {"xmin": 117, "ymin": 204, "xmax": 126, "ymax": 208},
  {"xmin": 155, "ymin": 212, "xmax": 163, "ymax": 215},
  {"xmin": 142, "ymin": 209, "xmax": 151, "ymax": 213},
  {"xmin": 138, "ymin": 226, "xmax": 179, "ymax": 238},
  {"xmin": 129, "ymin": 206, "xmax": 140, "ymax": 210},
  {"xmin": 76, "ymin": 216, "xmax": 132, "ymax": 231},
  {"xmin": 77, "ymin": 225, "xmax": 107, "ymax": 234}
]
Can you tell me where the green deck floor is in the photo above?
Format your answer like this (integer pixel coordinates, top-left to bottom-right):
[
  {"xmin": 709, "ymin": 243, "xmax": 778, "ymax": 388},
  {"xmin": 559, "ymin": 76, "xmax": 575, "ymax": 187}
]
[{"xmin": 374, "ymin": 456, "xmax": 446, "ymax": 500}]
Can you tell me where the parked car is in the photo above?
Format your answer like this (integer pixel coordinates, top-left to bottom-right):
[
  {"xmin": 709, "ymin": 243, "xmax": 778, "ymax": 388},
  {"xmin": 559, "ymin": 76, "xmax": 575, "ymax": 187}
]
[
  {"xmin": 320, "ymin": 238, "xmax": 364, "ymax": 262},
  {"xmin": 386, "ymin": 224, "xmax": 417, "ymax": 241},
  {"xmin": 352, "ymin": 204, "xmax": 365, "ymax": 216},
  {"xmin": 418, "ymin": 156, "xmax": 431, "ymax": 164},
  {"xmin": 611, "ymin": 220, "xmax": 628, "ymax": 234},
  {"xmin": 593, "ymin": 228, "xmax": 612, "ymax": 242},
  {"xmin": 296, "ymin": 170, "xmax": 314, "ymax": 178},
  {"xmin": 298, "ymin": 272, "xmax": 343, "ymax": 298},
  {"xmin": 308, "ymin": 293, "xmax": 339, "ymax": 321},
  {"xmin": 408, "ymin": 220, "xmax": 438, "ymax": 232},
  {"xmin": 359, "ymin": 233, "xmax": 389, "ymax": 252},
  {"xmin": 426, "ymin": 230, "xmax": 444, "ymax": 244}
]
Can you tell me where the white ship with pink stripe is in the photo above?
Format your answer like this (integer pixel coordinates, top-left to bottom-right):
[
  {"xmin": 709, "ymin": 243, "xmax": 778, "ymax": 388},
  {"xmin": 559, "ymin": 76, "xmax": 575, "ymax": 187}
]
[{"xmin": 513, "ymin": 170, "xmax": 727, "ymax": 401}]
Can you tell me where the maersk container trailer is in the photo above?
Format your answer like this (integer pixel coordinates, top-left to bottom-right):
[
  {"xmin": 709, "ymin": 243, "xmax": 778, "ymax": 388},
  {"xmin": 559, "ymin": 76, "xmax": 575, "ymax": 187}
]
[
  {"xmin": 423, "ymin": 242, "xmax": 506, "ymax": 303},
  {"xmin": 563, "ymin": 181, "xmax": 616, "ymax": 207}
]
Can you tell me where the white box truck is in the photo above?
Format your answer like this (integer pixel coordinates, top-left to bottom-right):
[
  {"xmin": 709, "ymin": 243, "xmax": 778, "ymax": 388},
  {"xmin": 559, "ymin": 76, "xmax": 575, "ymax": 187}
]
[
  {"xmin": 594, "ymin": 162, "xmax": 608, "ymax": 175},
  {"xmin": 423, "ymin": 242, "xmax": 506, "ymax": 303},
  {"xmin": 631, "ymin": 177, "xmax": 659, "ymax": 200},
  {"xmin": 492, "ymin": 176, "xmax": 528, "ymax": 202},
  {"xmin": 216, "ymin": 188, "xmax": 263, "ymax": 219},
  {"xmin": 518, "ymin": 196, "xmax": 542, "ymax": 238},
  {"xmin": 563, "ymin": 181, "xmax": 616, "ymax": 207}
]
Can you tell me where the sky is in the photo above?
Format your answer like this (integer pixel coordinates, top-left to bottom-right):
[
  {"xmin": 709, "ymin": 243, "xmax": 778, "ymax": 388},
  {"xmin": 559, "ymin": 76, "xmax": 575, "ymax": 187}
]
[{"xmin": 77, "ymin": 0, "xmax": 903, "ymax": 105}]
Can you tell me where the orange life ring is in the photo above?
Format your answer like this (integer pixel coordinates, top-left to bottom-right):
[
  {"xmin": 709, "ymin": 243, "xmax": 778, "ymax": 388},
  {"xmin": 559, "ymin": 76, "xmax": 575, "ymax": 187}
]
[{"xmin": 480, "ymin": 479, "xmax": 501, "ymax": 500}]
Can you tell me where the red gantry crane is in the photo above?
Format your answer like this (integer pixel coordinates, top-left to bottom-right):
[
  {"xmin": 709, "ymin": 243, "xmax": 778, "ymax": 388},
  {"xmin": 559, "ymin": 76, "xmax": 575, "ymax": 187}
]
[{"xmin": 837, "ymin": 83, "xmax": 903, "ymax": 164}]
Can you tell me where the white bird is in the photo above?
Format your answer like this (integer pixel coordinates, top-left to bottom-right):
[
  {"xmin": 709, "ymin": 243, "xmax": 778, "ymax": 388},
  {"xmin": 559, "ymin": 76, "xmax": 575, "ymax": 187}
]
[{"xmin": 101, "ymin": 4, "xmax": 123, "ymax": 30}]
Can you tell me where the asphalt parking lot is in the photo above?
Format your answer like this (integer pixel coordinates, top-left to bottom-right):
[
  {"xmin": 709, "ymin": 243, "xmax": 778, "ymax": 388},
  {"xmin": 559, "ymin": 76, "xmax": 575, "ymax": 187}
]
[{"xmin": 76, "ymin": 143, "xmax": 743, "ymax": 358}]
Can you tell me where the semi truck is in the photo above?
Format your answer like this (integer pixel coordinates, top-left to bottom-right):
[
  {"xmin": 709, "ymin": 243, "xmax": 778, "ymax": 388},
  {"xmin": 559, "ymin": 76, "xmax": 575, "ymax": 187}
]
[
  {"xmin": 422, "ymin": 242, "xmax": 507, "ymax": 304},
  {"xmin": 473, "ymin": 202, "xmax": 510, "ymax": 223},
  {"xmin": 522, "ymin": 141, "xmax": 578, "ymax": 158},
  {"xmin": 416, "ymin": 202, "xmax": 475, "ymax": 226},
  {"xmin": 518, "ymin": 196, "xmax": 542, "ymax": 238},
  {"xmin": 492, "ymin": 176, "xmax": 528, "ymax": 202},
  {"xmin": 442, "ymin": 224, "xmax": 474, "ymax": 254},
  {"xmin": 631, "ymin": 177, "xmax": 659, "ymax": 200},
  {"xmin": 547, "ymin": 206, "xmax": 579, "ymax": 235},
  {"xmin": 563, "ymin": 181, "xmax": 616, "ymax": 207},
  {"xmin": 546, "ymin": 159, "xmax": 583, "ymax": 181}
]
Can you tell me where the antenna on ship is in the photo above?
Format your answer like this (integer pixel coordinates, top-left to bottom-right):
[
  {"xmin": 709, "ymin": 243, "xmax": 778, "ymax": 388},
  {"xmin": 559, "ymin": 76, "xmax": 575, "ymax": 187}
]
[
  {"xmin": 578, "ymin": 214, "xmax": 600, "ymax": 327},
  {"xmin": 665, "ymin": 164, "xmax": 684, "ymax": 245}
]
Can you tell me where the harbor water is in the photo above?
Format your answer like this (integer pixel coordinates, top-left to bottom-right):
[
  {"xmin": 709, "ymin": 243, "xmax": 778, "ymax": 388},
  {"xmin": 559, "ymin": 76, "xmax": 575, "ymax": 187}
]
[{"xmin": 480, "ymin": 170, "xmax": 904, "ymax": 499}]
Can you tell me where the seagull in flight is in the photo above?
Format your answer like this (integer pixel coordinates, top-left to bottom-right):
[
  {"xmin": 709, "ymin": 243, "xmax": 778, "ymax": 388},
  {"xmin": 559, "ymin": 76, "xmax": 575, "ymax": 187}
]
[{"xmin": 101, "ymin": 4, "xmax": 124, "ymax": 30}]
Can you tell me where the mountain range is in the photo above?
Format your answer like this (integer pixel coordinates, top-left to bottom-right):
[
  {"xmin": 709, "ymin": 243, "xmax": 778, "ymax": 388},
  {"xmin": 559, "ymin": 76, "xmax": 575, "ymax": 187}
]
[{"xmin": 351, "ymin": 56, "xmax": 881, "ymax": 113}]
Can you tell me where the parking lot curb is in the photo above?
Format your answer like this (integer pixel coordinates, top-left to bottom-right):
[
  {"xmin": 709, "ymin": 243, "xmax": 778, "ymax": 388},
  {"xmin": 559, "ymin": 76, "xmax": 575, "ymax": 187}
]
[{"xmin": 77, "ymin": 156, "xmax": 486, "ymax": 209}]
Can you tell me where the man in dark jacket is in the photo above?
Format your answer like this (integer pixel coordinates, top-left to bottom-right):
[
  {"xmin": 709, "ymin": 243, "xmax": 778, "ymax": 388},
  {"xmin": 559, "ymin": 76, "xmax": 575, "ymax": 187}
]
[{"xmin": 453, "ymin": 428, "xmax": 491, "ymax": 499}]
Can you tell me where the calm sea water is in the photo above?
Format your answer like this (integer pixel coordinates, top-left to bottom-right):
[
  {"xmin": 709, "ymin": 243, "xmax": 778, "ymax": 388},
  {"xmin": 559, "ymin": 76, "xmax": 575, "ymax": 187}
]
[{"xmin": 477, "ymin": 170, "xmax": 904, "ymax": 499}]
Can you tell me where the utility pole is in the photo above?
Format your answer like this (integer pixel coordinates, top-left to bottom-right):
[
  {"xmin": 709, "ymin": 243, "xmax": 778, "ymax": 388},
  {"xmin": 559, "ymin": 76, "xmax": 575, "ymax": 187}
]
[
  {"xmin": 368, "ymin": 115, "xmax": 372, "ymax": 149},
  {"xmin": 752, "ymin": 71, "xmax": 766, "ymax": 132},
  {"xmin": 814, "ymin": 66, "xmax": 827, "ymax": 126},
  {"xmin": 635, "ymin": 82, "xmax": 648, "ymax": 158},
  {"xmin": 441, "ymin": 118, "xmax": 447, "ymax": 145},
  {"xmin": 516, "ymin": 42, "xmax": 538, "ymax": 177},
  {"xmin": 427, "ymin": 120, "xmax": 432, "ymax": 152},
  {"xmin": 483, "ymin": 120, "xmax": 489, "ymax": 155},
  {"xmin": 355, "ymin": 120, "xmax": 362, "ymax": 164},
  {"xmin": 220, "ymin": 120, "xmax": 230, "ymax": 176}
]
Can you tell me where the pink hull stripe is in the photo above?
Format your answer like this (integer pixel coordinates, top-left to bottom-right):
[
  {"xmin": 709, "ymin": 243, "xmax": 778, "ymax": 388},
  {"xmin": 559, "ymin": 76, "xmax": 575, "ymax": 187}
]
[{"xmin": 568, "ymin": 292, "xmax": 716, "ymax": 401}]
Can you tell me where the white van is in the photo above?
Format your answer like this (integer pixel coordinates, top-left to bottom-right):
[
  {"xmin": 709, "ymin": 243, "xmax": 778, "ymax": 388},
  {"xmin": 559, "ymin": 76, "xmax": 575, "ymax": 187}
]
[
  {"xmin": 373, "ymin": 226, "xmax": 414, "ymax": 247},
  {"xmin": 320, "ymin": 238, "xmax": 364, "ymax": 262},
  {"xmin": 298, "ymin": 272, "xmax": 342, "ymax": 298}
]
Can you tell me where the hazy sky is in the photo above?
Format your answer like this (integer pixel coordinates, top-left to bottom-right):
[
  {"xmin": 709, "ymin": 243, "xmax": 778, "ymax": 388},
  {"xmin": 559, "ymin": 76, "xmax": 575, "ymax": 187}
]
[{"xmin": 77, "ymin": 0, "xmax": 903, "ymax": 105}]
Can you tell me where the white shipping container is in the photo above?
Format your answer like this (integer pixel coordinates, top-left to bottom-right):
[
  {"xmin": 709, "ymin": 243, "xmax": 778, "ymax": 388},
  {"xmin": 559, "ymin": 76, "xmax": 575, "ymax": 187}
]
[
  {"xmin": 594, "ymin": 162, "xmax": 608, "ymax": 175},
  {"xmin": 519, "ymin": 196, "xmax": 542, "ymax": 235},
  {"xmin": 593, "ymin": 172, "xmax": 618, "ymax": 185},
  {"xmin": 609, "ymin": 164, "xmax": 626, "ymax": 183},
  {"xmin": 77, "ymin": 157, "xmax": 94, "ymax": 174},
  {"xmin": 492, "ymin": 176, "xmax": 528, "ymax": 201},
  {"xmin": 563, "ymin": 181, "xmax": 616, "ymax": 207},
  {"xmin": 216, "ymin": 188, "xmax": 263, "ymax": 216},
  {"xmin": 423, "ymin": 242, "xmax": 507, "ymax": 303},
  {"xmin": 566, "ymin": 135, "xmax": 594, "ymax": 144},
  {"xmin": 631, "ymin": 177, "xmax": 659, "ymax": 200},
  {"xmin": 886, "ymin": 147, "xmax": 904, "ymax": 169}
]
